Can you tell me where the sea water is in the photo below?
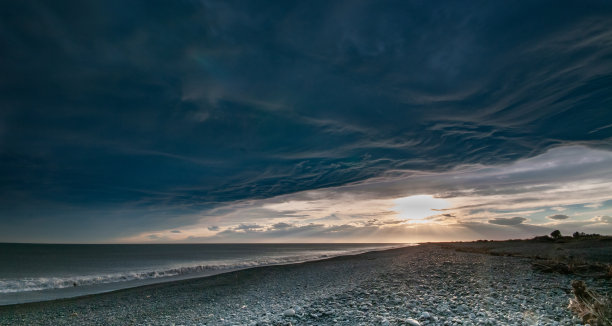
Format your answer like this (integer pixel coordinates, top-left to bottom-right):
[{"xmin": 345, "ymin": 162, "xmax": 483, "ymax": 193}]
[{"xmin": 0, "ymin": 243, "xmax": 409, "ymax": 305}]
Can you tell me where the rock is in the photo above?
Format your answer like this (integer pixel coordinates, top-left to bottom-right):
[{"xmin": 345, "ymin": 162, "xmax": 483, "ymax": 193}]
[
  {"xmin": 283, "ymin": 309, "xmax": 296, "ymax": 317},
  {"xmin": 406, "ymin": 318, "xmax": 421, "ymax": 326},
  {"xmin": 420, "ymin": 311, "xmax": 431, "ymax": 319},
  {"xmin": 381, "ymin": 318, "xmax": 390, "ymax": 326}
]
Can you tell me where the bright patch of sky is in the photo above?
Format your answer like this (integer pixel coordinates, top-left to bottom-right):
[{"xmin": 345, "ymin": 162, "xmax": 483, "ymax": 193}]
[
  {"xmin": 120, "ymin": 146, "xmax": 612, "ymax": 243},
  {"xmin": 392, "ymin": 195, "xmax": 449, "ymax": 220}
]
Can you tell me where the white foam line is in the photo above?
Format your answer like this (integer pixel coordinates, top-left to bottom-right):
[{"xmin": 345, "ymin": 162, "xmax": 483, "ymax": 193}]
[{"xmin": 0, "ymin": 244, "xmax": 414, "ymax": 294}]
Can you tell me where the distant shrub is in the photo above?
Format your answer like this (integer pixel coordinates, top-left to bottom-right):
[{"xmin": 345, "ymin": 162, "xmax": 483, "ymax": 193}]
[
  {"xmin": 551, "ymin": 230, "xmax": 562, "ymax": 239},
  {"xmin": 532, "ymin": 235, "xmax": 553, "ymax": 242},
  {"xmin": 573, "ymin": 231, "xmax": 603, "ymax": 239}
]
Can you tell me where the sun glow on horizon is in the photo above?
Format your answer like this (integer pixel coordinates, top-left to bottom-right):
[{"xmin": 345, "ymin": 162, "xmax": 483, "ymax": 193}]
[{"xmin": 392, "ymin": 195, "xmax": 450, "ymax": 221}]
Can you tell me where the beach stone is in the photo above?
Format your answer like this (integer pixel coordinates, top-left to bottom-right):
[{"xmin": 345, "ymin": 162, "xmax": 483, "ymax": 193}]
[
  {"xmin": 406, "ymin": 318, "xmax": 421, "ymax": 326},
  {"xmin": 283, "ymin": 309, "xmax": 296, "ymax": 317}
]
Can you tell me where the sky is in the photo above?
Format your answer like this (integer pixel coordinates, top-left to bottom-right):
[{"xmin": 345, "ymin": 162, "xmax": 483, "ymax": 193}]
[{"xmin": 1, "ymin": 0, "xmax": 612, "ymax": 243}]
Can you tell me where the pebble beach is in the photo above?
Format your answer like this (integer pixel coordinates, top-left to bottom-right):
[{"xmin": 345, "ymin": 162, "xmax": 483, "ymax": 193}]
[{"xmin": 1, "ymin": 244, "xmax": 608, "ymax": 326}]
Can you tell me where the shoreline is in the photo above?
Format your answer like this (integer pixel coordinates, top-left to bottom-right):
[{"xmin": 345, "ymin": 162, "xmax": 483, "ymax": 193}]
[
  {"xmin": 0, "ymin": 245, "xmax": 413, "ymax": 308},
  {"xmin": 1, "ymin": 242, "xmax": 602, "ymax": 325}
]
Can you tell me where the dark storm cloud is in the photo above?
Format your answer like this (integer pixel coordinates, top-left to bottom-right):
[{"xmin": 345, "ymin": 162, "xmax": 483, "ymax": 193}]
[
  {"xmin": 488, "ymin": 217, "xmax": 527, "ymax": 226},
  {"xmin": 547, "ymin": 214, "xmax": 570, "ymax": 220},
  {"xmin": 1, "ymin": 0, "xmax": 612, "ymax": 240}
]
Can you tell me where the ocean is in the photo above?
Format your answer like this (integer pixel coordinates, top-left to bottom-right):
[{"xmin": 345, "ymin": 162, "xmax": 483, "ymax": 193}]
[{"xmin": 0, "ymin": 243, "xmax": 409, "ymax": 305}]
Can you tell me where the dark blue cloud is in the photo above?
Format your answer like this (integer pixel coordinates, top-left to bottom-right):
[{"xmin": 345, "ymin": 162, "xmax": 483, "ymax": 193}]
[
  {"xmin": 488, "ymin": 217, "xmax": 527, "ymax": 226},
  {"xmin": 1, "ymin": 0, "xmax": 612, "ymax": 240},
  {"xmin": 547, "ymin": 214, "xmax": 570, "ymax": 220}
]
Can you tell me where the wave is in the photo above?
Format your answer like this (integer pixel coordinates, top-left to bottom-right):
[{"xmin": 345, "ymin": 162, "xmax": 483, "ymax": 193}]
[{"xmin": 0, "ymin": 244, "xmax": 411, "ymax": 294}]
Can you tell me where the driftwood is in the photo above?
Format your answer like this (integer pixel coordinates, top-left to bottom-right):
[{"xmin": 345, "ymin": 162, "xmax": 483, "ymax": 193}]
[{"xmin": 568, "ymin": 280, "xmax": 612, "ymax": 326}]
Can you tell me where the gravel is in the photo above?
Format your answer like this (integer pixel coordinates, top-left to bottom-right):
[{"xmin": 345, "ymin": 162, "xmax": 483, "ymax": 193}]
[{"xmin": 1, "ymin": 244, "xmax": 604, "ymax": 326}]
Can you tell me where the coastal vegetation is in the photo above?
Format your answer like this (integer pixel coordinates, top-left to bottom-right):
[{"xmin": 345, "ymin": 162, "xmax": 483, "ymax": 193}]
[{"xmin": 437, "ymin": 233, "xmax": 612, "ymax": 326}]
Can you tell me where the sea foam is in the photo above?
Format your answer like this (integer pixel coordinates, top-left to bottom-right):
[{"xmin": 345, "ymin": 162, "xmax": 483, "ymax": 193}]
[{"xmin": 0, "ymin": 244, "xmax": 410, "ymax": 294}]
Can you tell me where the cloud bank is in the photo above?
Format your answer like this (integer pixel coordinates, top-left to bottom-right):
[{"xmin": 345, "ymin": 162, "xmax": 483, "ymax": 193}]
[
  {"xmin": 117, "ymin": 146, "xmax": 612, "ymax": 243},
  {"xmin": 0, "ymin": 1, "xmax": 612, "ymax": 242}
]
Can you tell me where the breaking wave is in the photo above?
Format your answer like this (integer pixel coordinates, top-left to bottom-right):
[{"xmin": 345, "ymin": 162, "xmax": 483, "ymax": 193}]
[{"xmin": 0, "ymin": 244, "xmax": 410, "ymax": 294}]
